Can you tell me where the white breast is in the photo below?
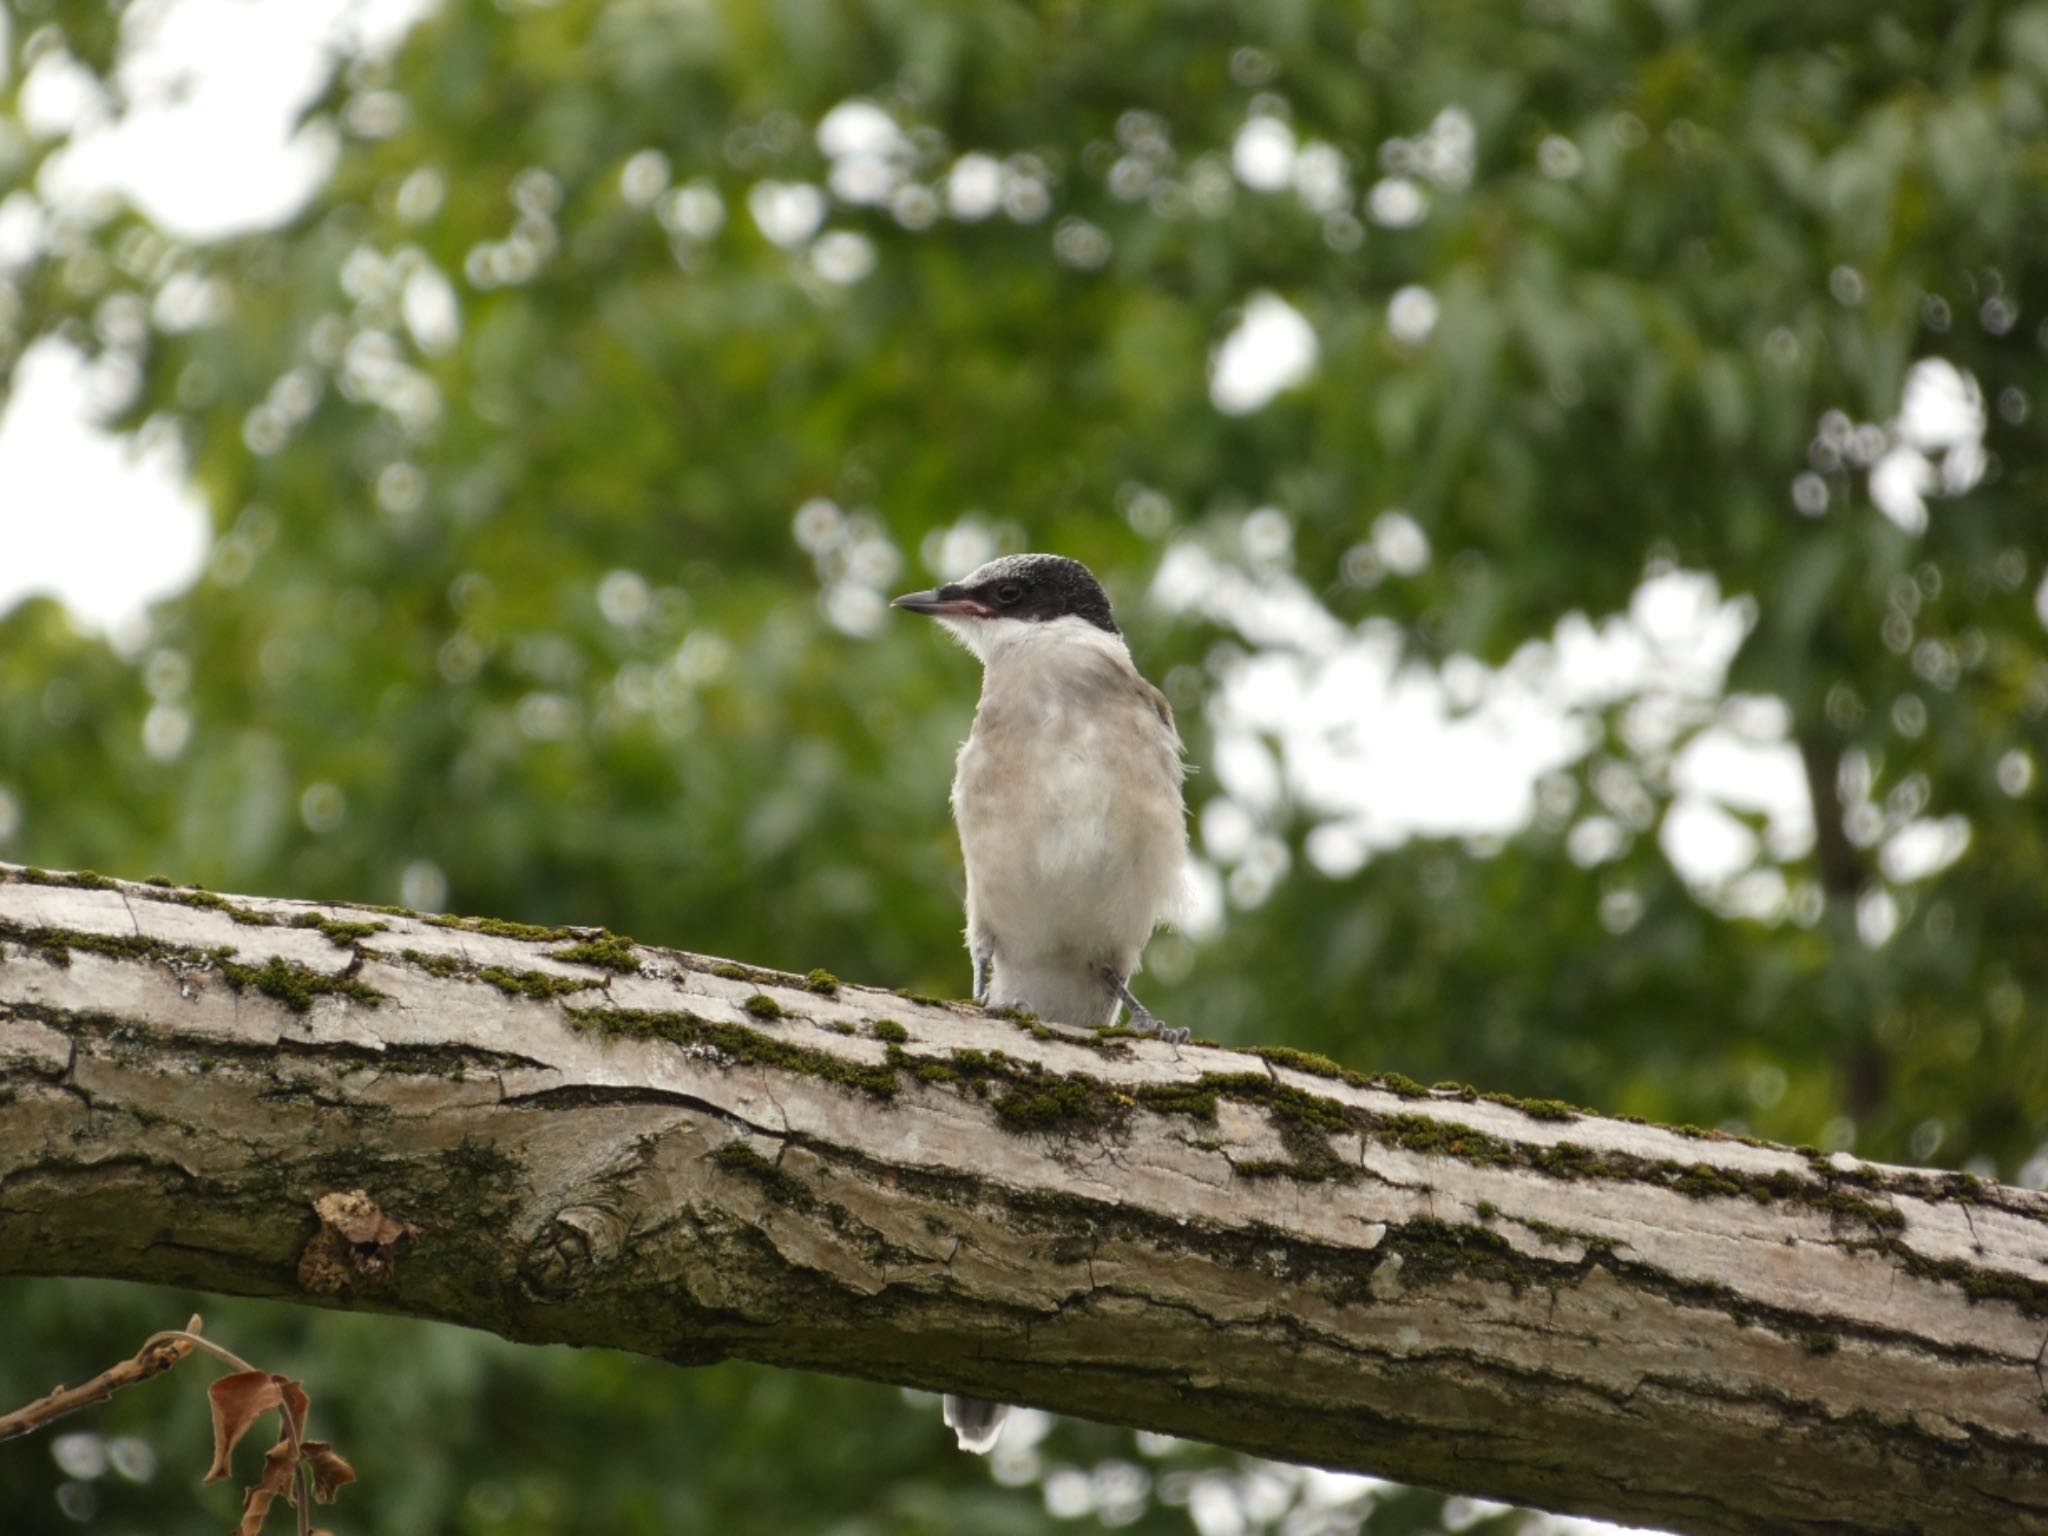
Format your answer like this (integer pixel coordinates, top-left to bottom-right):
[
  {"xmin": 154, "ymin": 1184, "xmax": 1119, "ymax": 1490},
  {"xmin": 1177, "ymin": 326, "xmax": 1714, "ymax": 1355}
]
[{"xmin": 950, "ymin": 619, "xmax": 1187, "ymax": 1026}]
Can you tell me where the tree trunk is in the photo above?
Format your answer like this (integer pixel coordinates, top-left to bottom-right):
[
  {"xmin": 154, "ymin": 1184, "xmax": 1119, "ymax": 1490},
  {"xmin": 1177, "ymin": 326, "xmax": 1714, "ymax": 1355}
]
[{"xmin": 2, "ymin": 864, "xmax": 2044, "ymax": 1535}]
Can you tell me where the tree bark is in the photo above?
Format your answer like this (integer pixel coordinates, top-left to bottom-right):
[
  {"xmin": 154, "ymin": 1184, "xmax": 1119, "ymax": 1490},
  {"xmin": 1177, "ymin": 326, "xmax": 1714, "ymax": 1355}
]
[{"xmin": 1, "ymin": 864, "xmax": 2044, "ymax": 1536}]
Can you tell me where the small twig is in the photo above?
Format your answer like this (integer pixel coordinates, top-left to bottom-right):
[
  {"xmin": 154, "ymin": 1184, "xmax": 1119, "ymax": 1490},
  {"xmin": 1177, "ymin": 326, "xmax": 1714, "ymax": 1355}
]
[
  {"xmin": 280, "ymin": 1382, "xmax": 313, "ymax": 1536},
  {"xmin": 0, "ymin": 1313, "xmax": 205, "ymax": 1443},
  {"xmin": 138, "ymin": 1327, "xmax": 259, "ymax": 1377}
]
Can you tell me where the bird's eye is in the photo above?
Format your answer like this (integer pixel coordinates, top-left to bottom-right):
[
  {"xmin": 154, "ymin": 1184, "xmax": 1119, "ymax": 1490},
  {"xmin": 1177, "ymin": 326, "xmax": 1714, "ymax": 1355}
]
[{"xmin": 994, "ymin": 583, "xmax": 1024, "ymax": 606}]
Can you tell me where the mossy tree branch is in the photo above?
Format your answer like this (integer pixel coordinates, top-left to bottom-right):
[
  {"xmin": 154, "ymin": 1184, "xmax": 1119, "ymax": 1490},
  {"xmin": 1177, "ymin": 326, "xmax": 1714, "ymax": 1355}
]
[{"xmin": 2, "ymin": 863, "xmax": 2045, "ymax": 1536}]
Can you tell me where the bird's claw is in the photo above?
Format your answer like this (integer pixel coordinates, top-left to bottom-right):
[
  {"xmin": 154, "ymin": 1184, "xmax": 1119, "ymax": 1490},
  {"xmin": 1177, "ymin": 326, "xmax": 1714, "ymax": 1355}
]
[
  {"xmin": 1101, "ymin": 967, "xmax": 1187, "ymax": 1044},
  {"xmin": 1127, "ymin": 1004, "xmax": 1189, "ymax": 1045}
]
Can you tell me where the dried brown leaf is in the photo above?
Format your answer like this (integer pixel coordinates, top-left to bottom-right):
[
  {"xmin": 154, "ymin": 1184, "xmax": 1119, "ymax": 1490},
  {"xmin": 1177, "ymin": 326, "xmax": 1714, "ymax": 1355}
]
[
  {"xmin": 275, "ymin": 1376, "xmax": 310, "ymax": 1442},
  {"xmin": 233, "ymin": 1441, "xmax": 299, "ymax": 1536},
  {"xmin": 301, "ymin": 1440, "xmax": 357, "ymax": 1501},
  {"xmin": 191, "ymin": 1340, "xmax": 351, "ymax": 1534},
  {"xmin": 205, "ymin": 1372, "xmax": 283, "ymax": 1483}
]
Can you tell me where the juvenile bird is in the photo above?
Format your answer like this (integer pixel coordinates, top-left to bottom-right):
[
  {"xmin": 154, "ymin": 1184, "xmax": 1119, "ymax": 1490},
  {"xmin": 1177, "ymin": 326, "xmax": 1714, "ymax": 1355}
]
[{"xmin": 893, "ymin": 552, "xmax": 1189, "ymax": 1452}]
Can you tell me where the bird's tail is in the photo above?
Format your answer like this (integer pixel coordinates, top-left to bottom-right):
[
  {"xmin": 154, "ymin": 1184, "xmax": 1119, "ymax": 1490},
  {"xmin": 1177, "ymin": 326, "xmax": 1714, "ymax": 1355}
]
[{"xmin": 942, "ymin": 1394, "xmax": 1008, "ymax": 1453}]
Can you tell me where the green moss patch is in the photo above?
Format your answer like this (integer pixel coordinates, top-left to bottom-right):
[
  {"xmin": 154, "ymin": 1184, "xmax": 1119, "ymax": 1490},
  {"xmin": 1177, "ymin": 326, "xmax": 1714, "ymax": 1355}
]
[
  {"xmin": 1522, "ymin": 1215, "xmax": 1603, "ymax": 1248},
  {"xmin": 550, "ymin": 936, "xmax": 641, "ymax": 972},
  {"xmin": 291, "ymin": 912, "xmax": 390, "ymax": 945},
  {"xmin": 1483, "ymin": 1091, "xmax": 1576, "ymax": 1121},
  {"xmin": 424, "ymin": 914, "xmax": 578, "ymax": 941},
  {"xmin": 3, "ymin": 922, "xmax": 383, "ymax": 1014},
  {"xmin": 477, "ymin": 965, "xmax": 600, "ymax": 1000},
  {"xmin": 7, "ymin": 868, "xmax": 292, "ymax": 926},
  {"xmin": 1808, "ymin": 1156, "xmax": 1986, "ymax": 1208},
  {"xmin": 7, "ymin": 870, "xmax": 407, "ymax": 938},
  {"xmin": 1367, "ymin": 1110, "xmax": 1912, "ymax": 1230},
  {"xmin": 1249, "ymin": 1045, "xmax": 1370, "ymax": 1086},
  {"xmin": 159, "ymin": 891, "xmax": 277, "ymax": 925},
  {"xmin": 742, "ymin": 994, "xmax": 784, "ymax": 1020},
  {"xmin": 1887, "ymin": 1244, "xmax": 2048, "ymax": 1316},
  {"xmin": 18, "ymin": 867, "xmax": 120, "ymax": 890},
  {"xmin": 1388, "ymin": 1215, "xmax": 1525, "ymax": 1290},
  {"xmin": 954, "ymin": 1051, "xmax": 1106, "ymax": 1132},
  {"xmin": 564, "ymin": 1005, "xmax": 899, "ymax": 1099},
  {"xmin": 1375, "ymin": 1112, "xmax": 1518, "ymax": 1166},
  {"xmin": 890, "ymin": 1051, "xmax": 1355, "ymax": 1178},
  {"xmin": 216, "ymin": 954, "xmax": 384, "ymax": 1012},
  {"xmin": 396, "ymin": 948, "xmax": 596, "ymax": 1000},
  {"xmin": 1242, "ymin": 1048, "xmax": 1435, "ymax": 1105},
  {"xmin": 870, "ymin": 1019, "xmax": 908, "ymax": 1043},
  {"xmin": 1371, "ymin": 1072, "xmax": 1429, "ymax": 1099},
  {"xmin": 1246, "ymin": 1048, "xmax": 1589, "ymax": 1122},
  {"xmin": 0, "ymin": 922, "xmax": 185, "ymax": 967},
  {"xmin": 402, "ymin": 948, "xmax": 465, "ymax": 978},
  {"xmin": 804, "ymin": 969, "xmax": 840, "ymax": 995}
]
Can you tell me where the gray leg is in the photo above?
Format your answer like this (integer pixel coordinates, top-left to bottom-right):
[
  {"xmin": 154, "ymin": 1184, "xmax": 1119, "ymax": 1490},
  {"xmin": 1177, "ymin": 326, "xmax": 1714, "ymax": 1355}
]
[
  {"xmin": 971, "ymin": 948, "xmax": 993, "ymax": 1006},
  {"xmin": 1100, "ymin": 967, "xmax": 1188, "ymax": 1044}
]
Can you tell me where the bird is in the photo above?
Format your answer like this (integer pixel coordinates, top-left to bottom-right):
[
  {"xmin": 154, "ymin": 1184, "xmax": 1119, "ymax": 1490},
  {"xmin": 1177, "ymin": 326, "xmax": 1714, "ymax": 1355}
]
[{"xmin": 893, "ymin": 552, "xmax": 1190, "ymax": 1453}]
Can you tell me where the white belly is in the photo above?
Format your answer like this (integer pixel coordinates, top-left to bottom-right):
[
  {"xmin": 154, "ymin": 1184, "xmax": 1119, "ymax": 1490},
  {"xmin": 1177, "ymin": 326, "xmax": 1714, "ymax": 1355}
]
[{"xmin": 953, "ymin": 689, "xmax": 1186, "ymax": 1026}]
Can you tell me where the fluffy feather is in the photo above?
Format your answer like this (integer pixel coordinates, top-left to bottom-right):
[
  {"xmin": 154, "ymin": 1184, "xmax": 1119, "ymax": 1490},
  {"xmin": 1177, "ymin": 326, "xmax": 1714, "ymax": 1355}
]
[
  {"xmin": 947, "ymin": 614, "xmax": 1188, "ymax": 1026},
  {"xmin": 943, "ymin": 1393, "xmax": 1008, "ymax": 1453}
]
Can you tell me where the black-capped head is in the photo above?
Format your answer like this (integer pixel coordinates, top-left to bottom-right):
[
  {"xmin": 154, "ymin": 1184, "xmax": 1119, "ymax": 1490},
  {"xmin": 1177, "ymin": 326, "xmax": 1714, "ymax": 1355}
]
[{"xmin": 892, "ymin": 554, "xmax": 1118, "ymax": 635}]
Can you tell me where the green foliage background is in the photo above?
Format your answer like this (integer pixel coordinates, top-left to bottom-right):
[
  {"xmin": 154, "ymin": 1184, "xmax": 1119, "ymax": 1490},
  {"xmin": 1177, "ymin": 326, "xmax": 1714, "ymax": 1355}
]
[{"xmin": 2, "ymin": 1, "xmax": 2046, "ymax": 1532}]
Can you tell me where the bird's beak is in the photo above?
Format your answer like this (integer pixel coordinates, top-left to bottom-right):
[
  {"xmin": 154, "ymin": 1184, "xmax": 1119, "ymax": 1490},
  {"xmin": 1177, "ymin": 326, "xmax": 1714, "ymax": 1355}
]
[{"xmin": 892, "ymin": 587, "xmax": 989, "ymax": 618}]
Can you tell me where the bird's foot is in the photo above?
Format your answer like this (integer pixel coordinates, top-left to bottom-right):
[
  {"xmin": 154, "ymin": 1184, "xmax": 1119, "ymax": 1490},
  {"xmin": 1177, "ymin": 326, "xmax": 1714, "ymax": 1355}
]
[
  {"xmin": 1100, "ymin": 967, "xmax": 1189, "ymax": 1044},
  {"xmin": 970, "ymin": 949, "xmax": 993, "ymax": 1007}
]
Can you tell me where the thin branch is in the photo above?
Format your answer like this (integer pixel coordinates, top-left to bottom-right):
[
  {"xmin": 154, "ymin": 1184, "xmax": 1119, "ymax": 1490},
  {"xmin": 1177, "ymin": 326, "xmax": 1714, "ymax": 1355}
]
[
  {"xmin": 0, "ymin": 1314, "xmax": 204, "ymax": 1443},
  {"xmin": 139, "ymin": 1327, "xmax": 258, "ymax": 1378}
]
